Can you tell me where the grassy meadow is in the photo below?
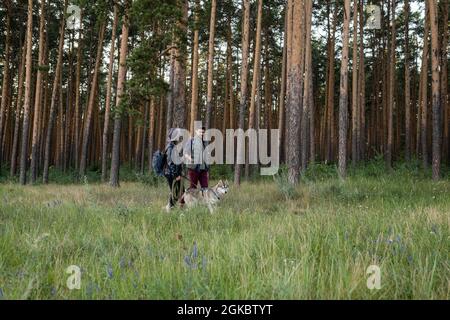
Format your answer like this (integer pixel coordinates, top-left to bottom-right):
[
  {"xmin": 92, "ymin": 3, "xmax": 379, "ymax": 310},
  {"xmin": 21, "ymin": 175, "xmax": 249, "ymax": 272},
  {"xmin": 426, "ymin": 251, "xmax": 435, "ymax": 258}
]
[{"xmin": 0, "ymin": 162, "xmax": 449, "ymax": 299}]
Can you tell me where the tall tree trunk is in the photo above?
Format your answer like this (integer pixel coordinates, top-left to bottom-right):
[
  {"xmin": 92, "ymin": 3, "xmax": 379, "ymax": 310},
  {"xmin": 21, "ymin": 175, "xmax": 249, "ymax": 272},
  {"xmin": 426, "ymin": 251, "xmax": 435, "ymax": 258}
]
[
  {"xmin": 189, "ymin": 0, "xmax": 200, "ymax": 133},
  {"xmin": 172, "ymin": 0, "xmax": 188, "ymax": 129},
  {"xmin": 74, "ymin": 10, "xmax": 83, "ymax": 171},
  {"xmin": 287, "ymin": 0, "xmax": 305, "ymax": 184},
  {"xmin": 278, "ymin": 12, "xmax": 287, "ymax": 164},
  {"xmin": 386, "ymin": 0, "xmax": 396, "ymax": 170},
  {"xmin": 420, "ymin": 2, "xmax": 430, "ymax": 169},
  {"xmin": 358, "ymin": 0, "xmax": 365, "ymax": 161},
  {"xmin": 404, "ymin": 0, "xmax": 411, "ymax": 161},
  {"xmin": 225, "ymin": 16, "xmax": 233, "ymax": 130},
  {"xmin": 338, "ymin": 0, "xmax": 351, "ymax": 178},
  {"xmin": 234, "ymin": 0, "xmax": 250, "ymax": 186},
  {"xmin": 102, "ymin": 5, "xmax": 118, "ymax": 182},
  {"xmin": 245, "ymin": 0, "xmax": 263, "ymax": 178},
  {"xmin": 80, "ymin": 20, "xmax": 106, "ymax": 177},
  {"xmin": 441, "ymin": 0, "xmax": 449, "ymax": 164},
  {"xmin": 428, "ymin": 0, "xmax": 441, "ymax": 180},
  {"xmin": 326, "ymin": 5, "xmax": 338, "ymax": 163},
  {"xmin": 351, "ymin": 0, "xmax": 359, "ymax": 166},
  {"xmin": 19, "ymin": 0, "xmax": 34, "ymax": 185},
  {"xmin": 205, "ymin": 0, "xmax": 217, "ymax": 129},
  {"xmin": 140, "ymin": 103, "xmax": 149, "ymax": 174},
  {"xmin": 148, "ymin": 97, "xmax": 156, "ymax": 172},
  {"xmin": 110, "ymin": 0, "xmax": 131, "ymax": 188},
  {"xmin": 301, "ymin": 0, "xmax": 312, "ymax": 170},
  {"xmin": 43, "ymin": 0, "xmax": 67, "ymax": 184},
  {"xmin": 30, "ymin": 0, "xmax": 46, "ymax": 183},
  {"xmin": 10, "ymin": 43, "xmax": 26, "ymax": 177},
  {"xmin": 0, "ymin": 5, "xmax": 11, "ymax": 173}
]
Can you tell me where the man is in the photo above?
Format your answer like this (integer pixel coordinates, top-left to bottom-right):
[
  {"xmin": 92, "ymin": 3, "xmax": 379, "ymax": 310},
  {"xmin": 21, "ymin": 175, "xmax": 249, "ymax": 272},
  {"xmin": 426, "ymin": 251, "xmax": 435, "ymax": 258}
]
[
  {"xmin": 185, "ymin": 127, "xmax": 209, "ymax": 189},
  {"xmin": 164, "ymin": 128, "xmax": 184, "ymax": 211}
]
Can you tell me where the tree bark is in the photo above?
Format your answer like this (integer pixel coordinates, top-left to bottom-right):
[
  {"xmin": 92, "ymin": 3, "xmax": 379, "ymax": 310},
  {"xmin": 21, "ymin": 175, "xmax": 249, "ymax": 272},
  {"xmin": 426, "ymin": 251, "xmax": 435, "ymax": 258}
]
[
  {"xmin": 0, "ymin": 5, "xmax": 11, "ymax": 173},
  {"xmin": 287, "ymin": 0, "xmax": 305, "ymax": 184},
  {"xmin": 386, "ymin": 0, "xmax": 396, "ymax": 170},
  {"xmin": 428, "ymin": 0, "xmax": 441, "ymax": 180},
  {"xmin": 43, "ymin": 0, "xmax": 68, "ymax": 184},
  {"xmin": 30, "ymin": 0, "xmax": 47, "ymax": 183},
  {"xmin": 171, "ymin": 0, "xmax": 188, "ymax": 129},
  {"xmin": 420, "ymin": 2, "xmax": 430, "ymax": 169},
  {"xmin": 102, "ymin": 5, "xmax": 118, "ymax": 182},
  {"xmin": 110, "ymin": 0, "xmax": 131, "ymax": 188},
  {"xmin": 19, "ymin": 0, "xmax": 34, "ymax": 185},
  {"xmin": 351, "ymin": 0, "xmax": 359, "ymax": 166},
  {"xmin": 10, "ymin": 43, "xmax": 26, "ymax": 177},
  {"xmin": 234, "ymin": 0, "xmax": 250, "ymax": 186},
  {"xmin": 80, "ymin": 20, "xmax": 106, "ymax": 177},
  {"xmin": 189, "ymin": 0, "xmax": 200, "ymax": 133},
  {"xmin": 404, "ymin": 0, "xmax": 411, "ymax": 161},
  {"xmin": 245, "ymin": 0, "xmax": 263, "ymax": 178},
  {"xmin": 338, "ymin": 0, "xmax": 351, "ymax": 178},
  {"xmin": 205, "ymin": 0, "xmax": 217, "ymax": 129}
]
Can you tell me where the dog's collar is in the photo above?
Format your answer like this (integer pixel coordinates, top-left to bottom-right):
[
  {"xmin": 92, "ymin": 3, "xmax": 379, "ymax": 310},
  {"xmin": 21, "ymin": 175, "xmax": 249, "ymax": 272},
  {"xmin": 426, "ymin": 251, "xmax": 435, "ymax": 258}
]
[{"xmin": 211, "ymin": 188, "xmax": 221, "ymax": 200}]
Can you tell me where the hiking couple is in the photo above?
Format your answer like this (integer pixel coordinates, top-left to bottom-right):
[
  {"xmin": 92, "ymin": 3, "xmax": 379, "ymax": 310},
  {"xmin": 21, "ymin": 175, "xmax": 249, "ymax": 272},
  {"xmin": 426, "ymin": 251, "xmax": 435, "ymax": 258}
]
[{"xmin": 163, "ymin": 127, "xmax": 209, "ymax": 211}]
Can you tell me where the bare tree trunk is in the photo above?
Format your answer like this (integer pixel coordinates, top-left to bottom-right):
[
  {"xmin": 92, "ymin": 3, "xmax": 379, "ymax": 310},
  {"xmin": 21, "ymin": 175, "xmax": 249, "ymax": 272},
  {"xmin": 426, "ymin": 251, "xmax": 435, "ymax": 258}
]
[
  {"xmin": 11, "ymin": 44, "xmax": 26, "ymax": 177},
  {"xmin": 301, "ymin": 0, "xmax": 312, "ymax": 170},
  {"xmin": 205, "ymin": 0, "xmax": 217, "ymax": 129},
  {"xmin": 428, "ymin": 0, "xmax": 441, "ymax": 180},
  {"xmin": 278, "ymin": 12, "xmax": 287, "ymax": 164},
  {"xmin": 189, "ymin": 0, "xmax": 200, "ymax": 133},
  {"xmin": 30, "ymin": 0, "xmax": 46, "ymax": 183},
  {"xmin": 326, "ymin": 5, "xmax": 338, "ymax": 163},
  {"xmin": 80, "ymin": 20, "xmax": 106, "ymax": 177},
  {"xmin": 420, "ymin": 2, "xmax": 430, "ymax": 169},
  {"xmin": 351, "ymin": 0, "xmax": 359, "ymax": 167},
  {"xmin": 386, "ymin": 0, "xmax": 396, "ymax": 170},
  {"xmin": 287, "ymin": 0, "xmax": 305, "ymax": 184},
  {"xmin": 338, "ymin": 0, "xmax": 351, "ymax": 178},
  {"xmin": 19, "ymin": 0, "xmax": 34, "ymax": 185},
  {"xmin": 110, "ymin": 0, "xmax": 131, "ymax": 188},
  {"xmin": 358, "ymin": 0, "xmax": 365, "ymax": 161},
  {"xmin": 148, "ymin": 97, "xmax": 156, "ymax": 172},
  {"xmin": 245, "ymin": 0, "xmax": 263, "ymax": 178},
  {"xmin": 0, "ymin": 5, "xmax": 11, "ymax": 173},
  {"xmin": 172, "ymin": 0, "xmax": 188, "ymax": 129},
  {"xmin": 441, "ymin": 0, "xmax": 449, "ymax": 164},
  {"xmin": 140, "ymin": 102, "xmax": 148, "ymax": 174},
  {"xmin": 73, "ymin": 11, "xmax": 83, "ymax": 171},
  {"xmin": 234, "ymin": 0, "xmax": 250, "ymax": 186},
  {"xmin": 404, "ymin": 0, "xmax": 411, "ymax": 161},
  {"xmin": 43, "ymin": 0, "xmax": 67, "ymax": 184},
  {"xmin": 102, "ymin": 5, "xmax": 118, "ymax": 182}
]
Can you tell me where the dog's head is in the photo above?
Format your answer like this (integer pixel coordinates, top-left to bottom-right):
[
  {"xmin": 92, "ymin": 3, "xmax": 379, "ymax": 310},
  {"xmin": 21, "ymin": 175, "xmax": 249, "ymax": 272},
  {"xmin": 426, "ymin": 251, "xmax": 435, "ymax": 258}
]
[{"xmin": 215, "ymin": 180, "xmax": 230, "ymax": 196}]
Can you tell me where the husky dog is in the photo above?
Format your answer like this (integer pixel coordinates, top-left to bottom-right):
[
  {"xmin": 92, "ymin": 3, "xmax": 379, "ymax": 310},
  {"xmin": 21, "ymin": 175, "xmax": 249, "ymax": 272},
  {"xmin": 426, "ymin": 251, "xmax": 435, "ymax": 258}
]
[{"xmin": 182, "ymin": 180, "xmax": 230, "ymax": 213}]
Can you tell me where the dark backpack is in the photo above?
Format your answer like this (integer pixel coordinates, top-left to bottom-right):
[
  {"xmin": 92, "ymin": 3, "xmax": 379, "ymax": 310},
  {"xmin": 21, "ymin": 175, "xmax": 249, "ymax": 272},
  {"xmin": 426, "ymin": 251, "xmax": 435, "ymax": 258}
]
[{"xmin": 152, "ymin": 150, "xmax": 167, "ymax": 177}]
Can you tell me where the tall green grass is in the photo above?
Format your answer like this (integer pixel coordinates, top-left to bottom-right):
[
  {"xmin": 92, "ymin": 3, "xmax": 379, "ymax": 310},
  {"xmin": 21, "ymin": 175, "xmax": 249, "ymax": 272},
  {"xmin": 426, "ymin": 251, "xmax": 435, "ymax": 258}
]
[{"xmin": 0, "ymin": 165, "xmax": 449, "ymax": 299}]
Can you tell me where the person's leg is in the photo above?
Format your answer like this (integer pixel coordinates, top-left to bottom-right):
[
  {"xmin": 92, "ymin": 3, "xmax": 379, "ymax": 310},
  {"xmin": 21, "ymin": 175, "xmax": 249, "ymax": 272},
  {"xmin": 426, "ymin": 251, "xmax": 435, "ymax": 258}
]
[
  {"xmin": 188, "ymin": 169, "xmax": 199, "ymax": 189},
  {"xmin": 199, "ymin": 170, "xmax": 209, "ymax": 188},
  {"xmin": 166, "ymin": 176, "xmax": 175, "ymax": 208}
]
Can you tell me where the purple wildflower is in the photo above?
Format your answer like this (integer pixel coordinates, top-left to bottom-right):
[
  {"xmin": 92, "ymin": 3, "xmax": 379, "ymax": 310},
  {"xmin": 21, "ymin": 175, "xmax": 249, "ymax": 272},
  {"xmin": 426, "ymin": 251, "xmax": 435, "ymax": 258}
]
[
  {"xmin": 192, "ymin": 242, "xmax": 198, "ymax": 259},
  {"xmin": 107, "ymin": 265, "xmax": 113, "ymax": 279},
  {"xmin": 184, "ymin": 255, "xmax": 191, "ymax": 267}
]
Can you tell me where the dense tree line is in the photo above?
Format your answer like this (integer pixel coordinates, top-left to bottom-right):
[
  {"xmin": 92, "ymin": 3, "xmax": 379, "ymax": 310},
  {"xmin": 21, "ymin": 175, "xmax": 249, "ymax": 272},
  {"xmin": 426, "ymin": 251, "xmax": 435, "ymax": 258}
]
[{"xmin": 0, "ymin": 0, "xmax": 448, "ymax": 186}]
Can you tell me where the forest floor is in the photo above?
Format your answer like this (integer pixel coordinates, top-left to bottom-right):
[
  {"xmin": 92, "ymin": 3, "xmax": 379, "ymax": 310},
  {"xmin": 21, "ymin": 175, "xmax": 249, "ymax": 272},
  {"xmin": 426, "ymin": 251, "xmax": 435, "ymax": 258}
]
[{"xmin": 0, "ymin": 164, "xmax": 449, "ymax": 299}]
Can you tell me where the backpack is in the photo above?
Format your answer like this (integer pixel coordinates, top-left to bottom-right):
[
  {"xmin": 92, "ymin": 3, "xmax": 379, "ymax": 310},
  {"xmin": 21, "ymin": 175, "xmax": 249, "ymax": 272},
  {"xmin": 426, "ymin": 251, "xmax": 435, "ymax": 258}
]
[{"xmin": 152, "ymin": 150, "xmax": 167, "ymax": 177}]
